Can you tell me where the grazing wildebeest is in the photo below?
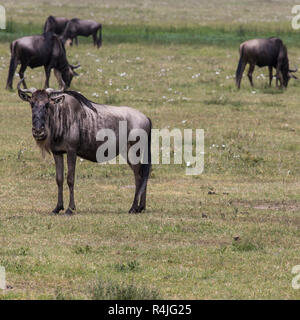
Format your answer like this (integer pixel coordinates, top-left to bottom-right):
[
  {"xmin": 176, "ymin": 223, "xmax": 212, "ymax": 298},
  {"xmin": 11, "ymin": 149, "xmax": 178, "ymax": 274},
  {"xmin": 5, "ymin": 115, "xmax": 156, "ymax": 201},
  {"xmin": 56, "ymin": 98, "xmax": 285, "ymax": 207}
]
[
  {"xmin": 236, "ymin": 37, "xmax": 298, "ymax": 89},
  {"xmin": 43, "ymin": 16, "xmax": 79, "ymax": 45},
  {"xmin": 6, "ymin": 32, "xmax": 80, "ymax": 90},
  {"xmin": 61, "ymin": 18, "xmax": 102, "ymax": 48},
  {"xmin": 17, "ymin": 80, "xmax": 152, "ymax": 214}
]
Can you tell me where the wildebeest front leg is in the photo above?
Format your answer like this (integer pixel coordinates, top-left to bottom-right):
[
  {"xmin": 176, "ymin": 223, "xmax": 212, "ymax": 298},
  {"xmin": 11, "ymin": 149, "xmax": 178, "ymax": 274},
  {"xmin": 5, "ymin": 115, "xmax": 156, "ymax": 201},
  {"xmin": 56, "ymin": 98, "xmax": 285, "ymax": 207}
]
[
  {"xmin": 268, "ymin": 66, "xmax": 273, "ymax": 87},
  {"xmin": 276, "ymin": 66, "xmax": 283, "ymax": 88},
  {"xmin": 92, "ymin": 31, "xmax": 97, "ymax": 46},
  {"xmin": 53, "ymin": 69, "xmax": 66, "ymax": 90},
  {"xmin": 65, "ymin": 151, "xmax": 77, "ymax": 215},
  {"xmin": 44, "ymin": 66, "xmax": 52, "ymax": 89},
  {"xmin": 52, "ymin": 154, "xmax": 64, "ymax": 214}
]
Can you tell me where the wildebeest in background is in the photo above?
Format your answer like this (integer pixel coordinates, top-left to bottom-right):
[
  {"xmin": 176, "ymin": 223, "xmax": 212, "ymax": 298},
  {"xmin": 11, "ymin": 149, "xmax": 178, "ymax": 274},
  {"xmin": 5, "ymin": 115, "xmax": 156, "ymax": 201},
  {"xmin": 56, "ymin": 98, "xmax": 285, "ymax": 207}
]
[
  {"xmin": 235, "ymin": 37, "xmax": 298, "ymax": 89},
  {"xmin": 61, "ymin": 18, "xmax": 102, "ymax": 48},
  {"xmin": 6, "ymin": 32, "xmax": 80, "ymax": 90},
  {"xmin": 17, "ymin": 80, "xmax": 152, "ymax": 214},
  {"xmin": 43, "ymin": 16, "xmax": 79, "ymax": 45}
]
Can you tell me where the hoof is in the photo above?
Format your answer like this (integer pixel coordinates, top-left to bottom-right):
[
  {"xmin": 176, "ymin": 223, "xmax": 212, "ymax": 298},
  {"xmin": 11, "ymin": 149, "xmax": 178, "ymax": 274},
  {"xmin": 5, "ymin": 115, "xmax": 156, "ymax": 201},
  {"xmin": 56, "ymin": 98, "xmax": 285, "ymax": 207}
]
[
  {"xmin": 64, "ymin": 208, "xmax": 76, "ymax": 216},
  {"xmin": 129, "ymin": 205, "xmax": 146, "ymax": 214},
  {"xmin": 137, "ymin": 206, "xmax": 145, "ymax": 213},
  {"xmin": 128, "ymin": 207, "xmax": 138, "ymax": 214},
  {"xmin": 51, "ymin": 205, "xmax": 64, "ymax": 215}
]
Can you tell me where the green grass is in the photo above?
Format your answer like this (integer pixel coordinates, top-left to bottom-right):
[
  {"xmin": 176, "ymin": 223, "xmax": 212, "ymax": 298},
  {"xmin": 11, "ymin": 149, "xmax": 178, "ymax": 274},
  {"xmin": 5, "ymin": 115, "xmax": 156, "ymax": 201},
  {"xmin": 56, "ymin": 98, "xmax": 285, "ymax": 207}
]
[
  {"xmin": 0, "ymin": 0, "xmax": 300, "ymax": 300},
  {"xmin": 2, "ymin": 21, "xmax": 300, "ymax": 47}
]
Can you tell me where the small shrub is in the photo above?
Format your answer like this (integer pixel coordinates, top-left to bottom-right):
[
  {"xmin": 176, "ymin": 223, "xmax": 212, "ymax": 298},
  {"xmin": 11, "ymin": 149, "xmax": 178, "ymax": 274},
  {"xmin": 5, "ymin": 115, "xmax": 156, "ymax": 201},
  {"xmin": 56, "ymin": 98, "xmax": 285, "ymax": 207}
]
[
  {"xmin": 73, "ymin": 245, "xmax": 92, "ymax": 255},
  {"xmin": 232, "ymin": 238, "xmax": 263, "ymax": 252},
  {"xmin": 54, "ymin": 288, "xmax": 73, "ymax": 300},
  {"xmin": 91, "ymin": 278, "xmax": 161, "ymax": 300},
  {"xmin": 241, "ymin": 151, "xmax": 264, "ymax": 167},
  {"xmin": 15, "ymin": 247, "xmax": 30, "ymax": 256},
  {"xmin": 114, "ymin": 260, "xmax": 140, "ymax": 272}
]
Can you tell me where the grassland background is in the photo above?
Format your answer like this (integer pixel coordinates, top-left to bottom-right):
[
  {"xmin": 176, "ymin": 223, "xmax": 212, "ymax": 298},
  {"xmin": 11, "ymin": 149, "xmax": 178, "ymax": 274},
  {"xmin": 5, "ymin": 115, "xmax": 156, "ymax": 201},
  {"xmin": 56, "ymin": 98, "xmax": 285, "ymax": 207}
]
[{"xmin": 0, "ymin": 0, "xmax": 300, "ymax": 299}]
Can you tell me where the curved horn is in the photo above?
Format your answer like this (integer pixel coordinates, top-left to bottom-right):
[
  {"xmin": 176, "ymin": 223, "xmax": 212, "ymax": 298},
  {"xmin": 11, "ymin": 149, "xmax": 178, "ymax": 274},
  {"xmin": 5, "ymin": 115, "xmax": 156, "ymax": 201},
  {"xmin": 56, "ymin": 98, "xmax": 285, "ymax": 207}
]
[
  {"xmin": 17, "ymin": 78, "xmax": 37, "ymax": 94},
  {"xmin": 46, "ymin": 82, "xmax": 66, "ymax": 95},
  {"xmin": 289, "ymin": 66, "xmax": 298, "ymax": 73},
  {"xmin": 70, "ymin": 64, "xmax": 80, "ymax": 69}
]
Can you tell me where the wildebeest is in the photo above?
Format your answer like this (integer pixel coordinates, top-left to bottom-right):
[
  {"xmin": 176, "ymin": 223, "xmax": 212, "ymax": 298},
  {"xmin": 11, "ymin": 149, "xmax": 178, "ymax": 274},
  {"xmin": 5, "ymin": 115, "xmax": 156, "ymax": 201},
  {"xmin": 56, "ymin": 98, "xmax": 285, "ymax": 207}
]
[
  {"xmin": 6, "ymin": 32, "xmax": 80, "ymax": 90},
  {"xmin": 43, "ymin": 16, "xmax": 79, "ymax": 45},
  {"xmin": 236, "ymin": 37, "xmax": 298, "ymax": 89},
  {"xmin": 17, "ymin": 80, "xmax": 152, "ymax": 214},
  {"xmin": 61, "ymin": 18, "xmax": 102, "ymax": 48}
]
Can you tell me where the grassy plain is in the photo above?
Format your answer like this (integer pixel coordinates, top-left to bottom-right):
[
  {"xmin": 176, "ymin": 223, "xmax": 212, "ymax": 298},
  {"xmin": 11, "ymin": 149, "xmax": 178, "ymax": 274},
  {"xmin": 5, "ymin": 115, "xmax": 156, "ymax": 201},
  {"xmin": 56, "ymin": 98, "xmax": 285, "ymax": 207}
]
[{"xmin": 0, "ymin": 0, "xmax": 300, "ymax": 299}]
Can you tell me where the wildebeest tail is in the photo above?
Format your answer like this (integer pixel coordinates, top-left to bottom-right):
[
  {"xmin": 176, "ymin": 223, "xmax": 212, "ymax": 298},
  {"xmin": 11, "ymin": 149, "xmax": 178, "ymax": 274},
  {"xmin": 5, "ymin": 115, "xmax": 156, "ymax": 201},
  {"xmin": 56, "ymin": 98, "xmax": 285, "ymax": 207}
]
[
  {"xmin": 97, "ymin": 24, "xmax": 102, "ymax": 48},
  {"xmin": 235, "ymin": 45, "xmax": 245, "ymax": 85},
  {"xmin": 138, "ymin": 118, "xmax": 152, "ymax": 198},
  {"xmin": 6, "ymin": 42, "xmax": 17, "ymax": 90}
]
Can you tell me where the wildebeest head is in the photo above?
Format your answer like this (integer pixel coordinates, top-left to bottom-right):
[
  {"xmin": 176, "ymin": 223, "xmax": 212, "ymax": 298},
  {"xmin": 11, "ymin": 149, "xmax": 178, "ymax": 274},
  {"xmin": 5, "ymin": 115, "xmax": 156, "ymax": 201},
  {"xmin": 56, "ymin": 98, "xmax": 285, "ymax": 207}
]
[
  {"xmin": 17, "ymin": 79, "xmax": 65, "ymax": 141},
  {"xmin": 61, "ymin": 63, "xmax": 80, "ymax": 88},
  {"xmin": 279, "ymin": 48, "xmax": 298, "ymax": 87},
  {"xmin": 281, "ymin": 63, "xmax": 298, "ymax": 87},
  {"xmin": 285, "ymin": 67, "xmax": 298, "ymax": 87}
]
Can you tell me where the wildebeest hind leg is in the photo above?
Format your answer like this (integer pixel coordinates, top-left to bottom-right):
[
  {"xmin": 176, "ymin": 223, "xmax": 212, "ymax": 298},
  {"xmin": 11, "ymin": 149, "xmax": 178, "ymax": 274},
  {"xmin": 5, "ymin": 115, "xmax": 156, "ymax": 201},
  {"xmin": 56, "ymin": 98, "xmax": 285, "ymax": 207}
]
[
  {"xmin": 6, "ymin": 55, "xmax": 18, "ymax": 90},
  {"xmin": 236, "ymin": 61, "xmax": 246, "ymax": 89},
  {"xmin": 52, "ymin": 154, "xmax": 64, "ymax": 214},
  {"xmin": 137, "ymin": 163, "xmax": 151, "ymax": 213},
  {"xmin": 128, "ymin": 162, "xmax": 142, "ymax": 213},
  {"xmin": 247, "ymin": 64, "xmax": 255, "ymax": 87},
  {"xmin": 137, "ymin": 184, "xmax": 147, "ymax": 213}
]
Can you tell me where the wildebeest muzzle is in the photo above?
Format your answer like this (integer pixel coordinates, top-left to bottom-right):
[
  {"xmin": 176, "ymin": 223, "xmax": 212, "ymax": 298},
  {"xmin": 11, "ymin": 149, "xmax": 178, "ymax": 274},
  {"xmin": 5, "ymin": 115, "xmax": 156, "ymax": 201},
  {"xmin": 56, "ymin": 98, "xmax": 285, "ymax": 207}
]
[{"xmin": 32, "ymin": 126, "xmax": 47, "ymax": 141}]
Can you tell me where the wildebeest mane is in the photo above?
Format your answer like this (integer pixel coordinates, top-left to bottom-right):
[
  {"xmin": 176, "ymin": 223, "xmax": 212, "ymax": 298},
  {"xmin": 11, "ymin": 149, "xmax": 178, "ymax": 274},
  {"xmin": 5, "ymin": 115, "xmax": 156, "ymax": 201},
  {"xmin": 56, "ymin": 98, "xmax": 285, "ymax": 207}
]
[{"xmin": 64, "ymin": 91, "xmax": 98, "ymax": 112}]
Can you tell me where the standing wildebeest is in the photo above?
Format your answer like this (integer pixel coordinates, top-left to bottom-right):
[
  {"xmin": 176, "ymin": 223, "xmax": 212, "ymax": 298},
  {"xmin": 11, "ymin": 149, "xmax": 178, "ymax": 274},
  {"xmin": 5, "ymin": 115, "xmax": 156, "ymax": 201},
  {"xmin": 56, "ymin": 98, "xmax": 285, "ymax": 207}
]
[
  {"xmin": 43, "ymin": 16, "xmax": 78, "ymax": 45},
  {"xmin": 6, "ymin": 32, "xmax": 80, "ymax": 90},
  {"xmin": 17, "ymin": 80, "xmax": 152, "ymax": 214},
  {"xmin": 236, "ymin": 37, "xmax": 298, "ymax": 89},
  {"xmin": 61, "ymin": 18, "xmax": 102, "ymax": 48}
]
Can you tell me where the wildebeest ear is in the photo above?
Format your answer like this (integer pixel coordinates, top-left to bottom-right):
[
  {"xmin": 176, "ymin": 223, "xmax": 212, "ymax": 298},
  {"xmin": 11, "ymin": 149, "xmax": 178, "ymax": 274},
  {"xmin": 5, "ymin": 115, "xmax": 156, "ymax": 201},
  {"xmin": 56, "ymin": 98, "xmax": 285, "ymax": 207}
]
[
  {"xmin": 73, "ymin": 70, "xmax": 79, "ymax": 76},
  {"xmin": 50, "ymin": 94, "xmax": 65, "ymax": 105},
  {"xmin": 18, "ymin": 91, "xmax": 31, "ymax": 102},
  {"xmin": 291, "ymin": 74, "xmax": 298, "ymax": 80}
]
